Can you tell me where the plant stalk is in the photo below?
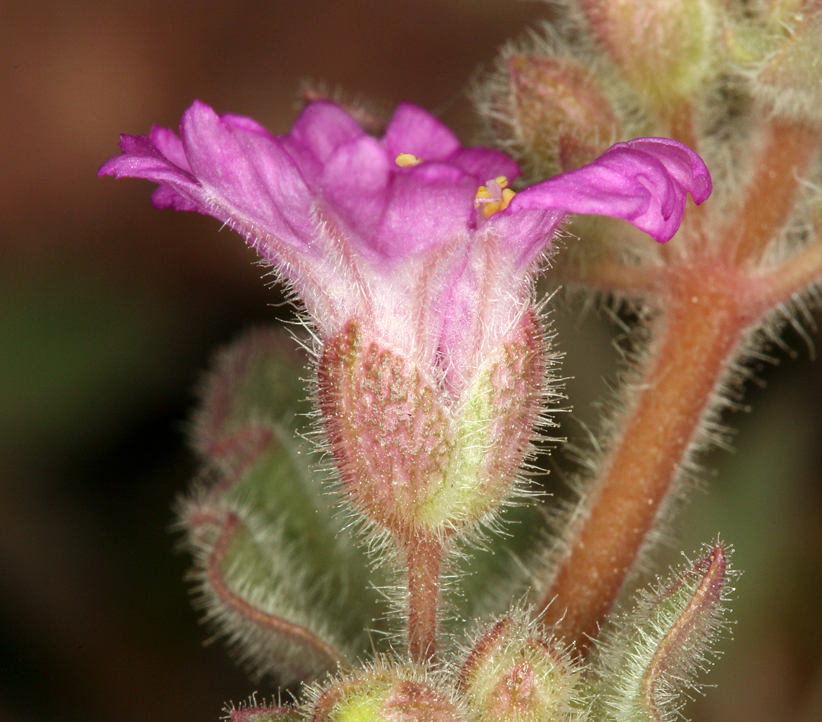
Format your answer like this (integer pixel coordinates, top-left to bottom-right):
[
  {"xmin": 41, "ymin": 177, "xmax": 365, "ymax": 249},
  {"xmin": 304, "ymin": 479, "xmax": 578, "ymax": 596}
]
[
  {"xmin": 405, "ymin": 532, "xmax": 444, "ymax": 664},
  {"xmin": 535, "ymin": 266, "xmax": 744, "ymax": 649}
]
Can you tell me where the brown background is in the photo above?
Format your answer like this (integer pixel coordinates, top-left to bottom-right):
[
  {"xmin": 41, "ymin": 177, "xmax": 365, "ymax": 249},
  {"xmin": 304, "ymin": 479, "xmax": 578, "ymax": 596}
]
[{"xmin": 1, "ymin": 2, "xmax": 821, "ymax": 721}]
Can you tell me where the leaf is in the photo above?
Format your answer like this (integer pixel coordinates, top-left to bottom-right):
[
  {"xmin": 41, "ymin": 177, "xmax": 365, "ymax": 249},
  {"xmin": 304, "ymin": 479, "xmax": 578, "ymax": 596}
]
[{"xmin": 180, "ymin": 327, "xmax": 384, "ymax": 685}]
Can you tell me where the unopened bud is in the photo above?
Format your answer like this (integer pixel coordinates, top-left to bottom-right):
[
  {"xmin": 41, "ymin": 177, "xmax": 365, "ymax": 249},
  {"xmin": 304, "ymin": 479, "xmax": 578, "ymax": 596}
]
[
  {"xmin": 458, "ymin": 614, "xmax": 578, "ymax": 722},
  {"xmin": 227, "ymin": 703, "xmax": 300, "ymax": 722},
  {"xmin": 191, "ymin": 328, "xmax": 308, "ymax": 464},
  {"xmin": 311, "ymin": 668, "xmax": 459, "ymax": 722},
  {"xmin": 580, "ymin": 0, "xmax": 717, "ymax": 107},
  {"xmin": 592, "ymin": 542, "xmax": 732, "ymax": 722},
  {"xmin": 507, "ymin": 55, "xmax": 620, "ymax": 174}
]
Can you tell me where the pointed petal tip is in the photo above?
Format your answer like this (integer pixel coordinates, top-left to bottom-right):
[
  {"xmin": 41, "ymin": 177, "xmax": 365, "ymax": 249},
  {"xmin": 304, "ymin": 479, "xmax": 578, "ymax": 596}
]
[
  {"xmin": 97, "ymin": 134, "xmax": 148, "ymax": 177},
  {"xmin": 181, "ymin": 98, "xmax": 218, "ymax": 134}
]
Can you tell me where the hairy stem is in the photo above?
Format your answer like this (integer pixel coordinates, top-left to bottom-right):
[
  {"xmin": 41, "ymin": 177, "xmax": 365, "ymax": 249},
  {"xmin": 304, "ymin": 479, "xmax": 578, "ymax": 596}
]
[
  {"xmin": 534, "ymin": 266, "xmax": 744, "ymax": 649},
  {"xmin": 405, "ymin": 533, "xmax": 444, "ymax": 664},
  {"xmin": 745, "ymin": 232, "xmax": 822, "ymax": 317},
  {"xmin": 726, "ymin": 120, "xmax": 821, "ymax": 266}
]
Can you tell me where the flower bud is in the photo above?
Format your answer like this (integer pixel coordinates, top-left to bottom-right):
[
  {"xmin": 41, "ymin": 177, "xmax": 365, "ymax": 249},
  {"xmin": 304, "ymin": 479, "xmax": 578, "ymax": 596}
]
[
  {"xmin": 317, "ymin": 310, "xmax": 545, "ymax": 539},
  {"xmin": 580, "ymin": 0, "xmax": 717, "ymax": 107},
  {"xmin": 182, "ymin": 328, "xmax": 380, "ymax": 685},
  {"xmin": 458, "ymin": 614, "xmax": 578, "ymax": 722},
  {"xmin": 507, "ymin": 55, "xmax": 620, "ymax": 174},
  {"xmin": 591, "ymin": 542, "xmax": 732, "ymax": 722},
  {"xmin": 752, "ymin": 6, "xmax": 822, "ymax": 122},
  {"xmin": 311, "ymin": 667, "xmax": 460, "ymax": 722},
  {"xmin": 227, "ymin": 702, "xmax": 300, "ymax": 722}
]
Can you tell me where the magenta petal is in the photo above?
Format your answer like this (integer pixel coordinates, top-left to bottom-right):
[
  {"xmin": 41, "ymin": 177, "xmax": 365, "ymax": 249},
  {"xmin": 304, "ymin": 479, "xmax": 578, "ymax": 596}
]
[
  {"xmin": 149, "ymin": 126, "xmax": 190, "ymax": 171},
  {"xmin": 321, "ymin": 135, "xmax": 391, "ymax": 251},
  {"xmin": 404, "ymin": 161, "xmax": 466, "ymax": 183},
  {"xmin": 382, "ymin": 103, "xmax": 461, "ymax": 161},
  {"xmin": 98, "ymin": 134, "xmax": 203, "ymax": 204},
  {"xmin": 376, "ymin": 169, "xmax": 477, "ymax": 257},
  {"xmin": 221, "ymin": 113, "xmax": 273, "ymax": 138},
  {"xmin": 507, "ymin": 137, "xmax": 711, "ymax": 243},
  {"xmin": 487, "ymin": 208, "xmax": 566, "ymax": 271},
  {"xmin": 151, "ymin": 185, "xmax": 198, "ymax": 211},
  {"xmin": 450, "ymin": 147, "xmax": 521, "ymax": 185},
  {"xmin": 624, "ymin": 138, "xmax": 712, "ymax": 204},
  {"xmin": 288, "ymin": 100, "xmax": 366, "ymax": 163},
  {"xmin": 180, "ymin": 100, "xmax": 315, "ymax": 248}
]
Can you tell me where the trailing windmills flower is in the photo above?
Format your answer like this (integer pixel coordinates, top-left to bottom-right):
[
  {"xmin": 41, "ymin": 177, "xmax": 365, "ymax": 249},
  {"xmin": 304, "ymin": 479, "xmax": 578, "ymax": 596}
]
[{"xmin": 101, "ymin": 97, "xmax": 710, "ymax": 664}]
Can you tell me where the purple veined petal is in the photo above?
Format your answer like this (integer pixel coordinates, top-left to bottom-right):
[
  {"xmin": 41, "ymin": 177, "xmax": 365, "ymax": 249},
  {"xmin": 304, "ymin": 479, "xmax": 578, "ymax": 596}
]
[
  {"xmin": 280, "ymin": 136, "xmax": 325, "ymax": 192},
  {"xmin": 222, "ymin": 113, "xmax": 273, "ymax": 138},
  {"xmin": 287, "ymin": 100, "xmax": 366, "ymax": 164},
  {"xmin": 449, "ymin": 146, "xmax": 521, "ymax": 186},
  {"xmin": 624, "ymin": 137, "xmax": 712, "ymax": 204},
  {"xmin": 98, "ymin": 133, "xmax": 205, "ymax": 206},
  {"xmin": 375, "ymin": 168, "xmax": 478, "ymax": 258},
  {"xmin": 431, "ymin": 239, "xmax": 488, "ymax": 365},
  {"xmin": 506, "ymin": 137, "xmax": 712, "ymax": 243},
  {"xmin": 180, "ymin": 100, "xmax": 316, "ymax": 251},
  {"xmin": 321, "ymin": 135, "xmax": 392, "ymax": 254},
  {"xmin": 486, "ymin": 207, "xmax": 567, "ymax": 272},
  {"xmin": 404, "ymin": 160, "xmax": 466, "ymax": 183},
  {"xmin": 149, "ymin": 126, "xmax": 190, "ymax": 171},
  {"xmin": 382, "ymin": 103, "xmax": 461, "ymax": 161},
  {"xmin": 151, "ymin": 185, "xmax": 198, "ymax": 211}
]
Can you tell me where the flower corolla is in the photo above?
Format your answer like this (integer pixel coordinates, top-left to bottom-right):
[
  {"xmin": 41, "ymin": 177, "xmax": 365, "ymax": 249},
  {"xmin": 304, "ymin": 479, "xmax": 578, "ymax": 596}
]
[
  {"xmin": 100, "ymin": 100, "xmax": 710, "ymax": 536},
  {"xmin": 100, "ymin": 100, "xmax": 709, "ymax": 392}
]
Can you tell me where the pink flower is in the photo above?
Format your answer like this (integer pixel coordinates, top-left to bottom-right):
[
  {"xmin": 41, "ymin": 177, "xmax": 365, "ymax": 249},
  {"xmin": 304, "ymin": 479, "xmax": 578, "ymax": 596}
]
[
  {"xmin": 101, "ymin": 101, "xmax": 711, "ymax": 536},
  {"xmin": 100, "ymin": 100, "xmax": 710, "ymax": 397}
]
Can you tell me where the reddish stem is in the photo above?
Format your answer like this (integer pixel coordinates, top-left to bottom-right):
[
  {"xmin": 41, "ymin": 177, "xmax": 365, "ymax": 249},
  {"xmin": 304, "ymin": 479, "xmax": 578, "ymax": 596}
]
[
  {"xmin": 534, "ymin": 266, "xmax": 744, "ymax": 648},
  {"xmin": 533, "ymin": 115, "xmax": 822, "ymax": 650},
  {"xmin": 745, "ymin": 232, "xmax": 822, "ymax": 318},
  {"xmin": 725, "ymin": 120, "xmax": 821, "ymax": 266},
  {"xmin": 405, "ymin": 532, "xmax": 444, "ymax": 664},
  {"xmin": 558, "ymin": 254, "xmax": 665, "ymax": 296}
]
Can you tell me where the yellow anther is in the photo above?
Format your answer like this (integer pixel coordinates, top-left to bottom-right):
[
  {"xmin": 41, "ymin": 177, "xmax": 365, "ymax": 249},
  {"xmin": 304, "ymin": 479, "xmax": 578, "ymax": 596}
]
[
  {"xmin": 500, "ymin": 187, "xmax": 516, "ymax": 211},
  {"xmin": 482, "ymin": 201, "xmax": 502, "ymax": 218},
  {"xmin": 396, "ymin": 153, "xmax": 422, "ymax": 167},
  {"xmin": 474, "ymin": 177, "xmax": 516, "ymax": 218}
]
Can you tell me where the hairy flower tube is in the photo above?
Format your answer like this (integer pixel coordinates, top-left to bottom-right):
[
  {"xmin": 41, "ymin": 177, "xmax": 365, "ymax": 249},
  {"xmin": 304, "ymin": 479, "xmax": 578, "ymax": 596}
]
[{"xmin": 100, "ymin": 100, "xmax": 710, "ymax": 661}]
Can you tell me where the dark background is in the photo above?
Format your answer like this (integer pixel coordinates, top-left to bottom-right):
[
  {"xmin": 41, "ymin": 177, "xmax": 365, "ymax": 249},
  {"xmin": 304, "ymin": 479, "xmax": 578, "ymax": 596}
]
[{"xmin": 1, "ymin": 2, "xmax": 821, "ymax": 720}]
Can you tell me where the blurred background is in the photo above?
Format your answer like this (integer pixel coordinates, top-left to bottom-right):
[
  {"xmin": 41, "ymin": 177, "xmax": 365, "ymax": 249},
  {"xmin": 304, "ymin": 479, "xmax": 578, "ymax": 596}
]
[{"xmin": 1, "ymin": 1, "xmax": 820, "ymax": 720}]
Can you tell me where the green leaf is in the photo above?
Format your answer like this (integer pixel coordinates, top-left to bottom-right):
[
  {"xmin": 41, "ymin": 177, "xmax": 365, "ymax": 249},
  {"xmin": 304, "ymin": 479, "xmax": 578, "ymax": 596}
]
[{"xmin": 180, "ymin": 328, "xmax": 384, "ymax": 685}]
